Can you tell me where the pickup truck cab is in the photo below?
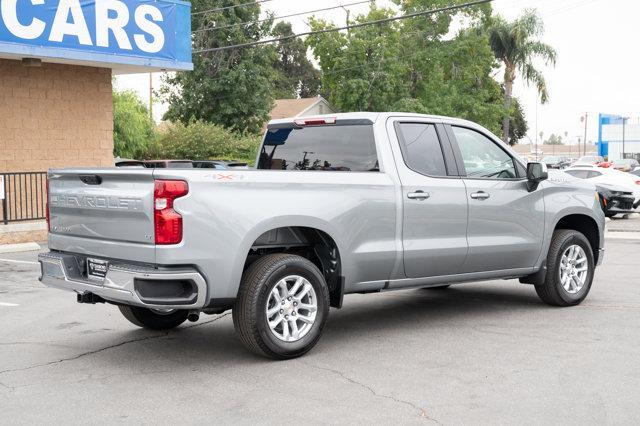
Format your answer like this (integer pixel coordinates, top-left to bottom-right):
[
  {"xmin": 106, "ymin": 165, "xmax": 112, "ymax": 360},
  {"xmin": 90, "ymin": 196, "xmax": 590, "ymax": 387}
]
[{"xmin": 39, "ymin": 113, "xmax": 605, "ymax": 359}]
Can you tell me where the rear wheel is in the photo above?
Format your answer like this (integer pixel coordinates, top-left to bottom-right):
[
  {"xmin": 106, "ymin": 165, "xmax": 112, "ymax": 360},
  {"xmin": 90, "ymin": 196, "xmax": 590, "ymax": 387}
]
[
  {"xmin": 118, "ymin": 305, "xmax": 188, "ymax": 330},
  {"xmin": 233, "ymin": 254, "xmax": 330, "ymax": 360},
  {"xmin": 535, "ymin": 230, "xmax": 595, "ymax": 307}
]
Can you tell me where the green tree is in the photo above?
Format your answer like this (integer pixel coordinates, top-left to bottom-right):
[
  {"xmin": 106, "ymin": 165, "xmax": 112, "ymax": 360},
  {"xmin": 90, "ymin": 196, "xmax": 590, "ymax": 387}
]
[
  {"xmin": 161, "ymin": 0, "xmax": 275, "ymax": 134},
  {"xmin": 488, "ymin": 10, "xmax": 557, "ymax": 143},
  {"xmin": 112, "ymin": 90, "xmax": 154, "ymax": 159},
  {"xmin": 507, "ymin": 98, "xmax": 528, "ymax": 145},
  {"xmin": 307, "ymin": 6, "xmax": 407, "ymax": 112},
  {"xmin": 271, "ymin": 22, "xmax": 321, "ymax": 99},
  {"xmin": 149, "ymin": 121, "xmax": 261, "ymax": 162},
  {"xmin": 307, "ymin": 1, "xmax": 507, "ymax": 135},
  {"xmin": 545, "ymin": 133, "xmax": 564, "ymax": 145}
]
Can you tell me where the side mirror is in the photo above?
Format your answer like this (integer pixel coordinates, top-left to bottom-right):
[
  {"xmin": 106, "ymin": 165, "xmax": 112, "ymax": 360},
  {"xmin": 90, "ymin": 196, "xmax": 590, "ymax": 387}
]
[{"xmin": 526, "ymin": 162, "xmax": 548, "ymax": 192}]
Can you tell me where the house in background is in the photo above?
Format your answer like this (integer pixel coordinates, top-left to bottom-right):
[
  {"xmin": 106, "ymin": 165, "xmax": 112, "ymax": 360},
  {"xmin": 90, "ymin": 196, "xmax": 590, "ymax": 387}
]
[{"xmin": 268, "ymin": 96, "xmax": 337, "ymax": 122}]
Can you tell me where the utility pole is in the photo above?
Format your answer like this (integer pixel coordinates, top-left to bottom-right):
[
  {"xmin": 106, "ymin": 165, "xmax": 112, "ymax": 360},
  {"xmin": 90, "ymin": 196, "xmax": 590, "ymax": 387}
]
[
  {"xmin": 582, "ymin": 113, "xmax": 588, "ymax": 156},
  {"xmin": 622, "ymin": 116, "xmax": 628, "ymax": 159}
]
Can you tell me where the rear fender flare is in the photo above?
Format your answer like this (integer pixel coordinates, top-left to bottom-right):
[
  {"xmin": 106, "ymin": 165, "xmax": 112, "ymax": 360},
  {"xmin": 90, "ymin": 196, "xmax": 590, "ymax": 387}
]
[{"xmin": 229, "ymin": 216, "xmax": 344, "ymax": 297}]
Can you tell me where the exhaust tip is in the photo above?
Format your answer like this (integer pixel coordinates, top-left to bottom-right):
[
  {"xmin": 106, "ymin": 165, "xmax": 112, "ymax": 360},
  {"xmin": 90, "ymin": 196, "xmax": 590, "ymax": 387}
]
[{"xmin": 187, "ymin": 312, "xmax": 200, "ymax": 323}]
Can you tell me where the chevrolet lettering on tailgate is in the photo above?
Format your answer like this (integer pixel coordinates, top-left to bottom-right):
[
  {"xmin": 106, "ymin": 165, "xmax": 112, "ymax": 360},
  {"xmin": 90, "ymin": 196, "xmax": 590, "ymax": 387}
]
[{"xmin": 50, "ymin": 194, "xmax": 142, "ymax": 211}]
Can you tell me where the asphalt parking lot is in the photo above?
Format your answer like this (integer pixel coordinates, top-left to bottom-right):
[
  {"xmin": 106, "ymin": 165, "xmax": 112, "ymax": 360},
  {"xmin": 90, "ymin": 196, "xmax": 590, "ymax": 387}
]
[{"xmin": 1, "ymin": 236, "xmax": 639, "ymax": 424}]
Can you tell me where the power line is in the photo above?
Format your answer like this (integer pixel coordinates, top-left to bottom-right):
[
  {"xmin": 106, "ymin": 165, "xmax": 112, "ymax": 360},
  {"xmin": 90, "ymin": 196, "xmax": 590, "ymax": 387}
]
[
  {"xmin": 194, "ymin": 0, "xmax": 493, "ymax": 54},
  {"xmin": 193, "ymin": 0, "xmax": 374, "ymax": 34},
  {"xmin": 192, "ymin": 0, "xmax": 274, "ymax": 16},
  {"xmin": 191, "ymin": 20, "xmax": 488, "ymax": 87}
]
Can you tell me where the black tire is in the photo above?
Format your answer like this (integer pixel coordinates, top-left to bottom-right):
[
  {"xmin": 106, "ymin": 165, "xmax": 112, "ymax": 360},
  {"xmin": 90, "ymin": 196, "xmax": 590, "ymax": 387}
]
[
  {"xmin": 118, "ymin": 305, "xmax": 188, "ymax": 330},
  {"xmin": 422, "ymin": 285, "xmax": 451, "ymax": 290},
  {"xmin": 233, "ymin": 254, "xmax": 330, "ymax": 360},
  {"xmin": 535, "ymin": 229, "xmax": 595, "ymax": 307}
]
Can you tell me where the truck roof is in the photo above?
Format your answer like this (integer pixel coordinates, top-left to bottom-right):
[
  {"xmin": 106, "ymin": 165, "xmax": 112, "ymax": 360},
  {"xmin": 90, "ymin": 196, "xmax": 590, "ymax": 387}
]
[{"xmin": 268, "ymin": 112, "xmax": 484, "ymax": 129}]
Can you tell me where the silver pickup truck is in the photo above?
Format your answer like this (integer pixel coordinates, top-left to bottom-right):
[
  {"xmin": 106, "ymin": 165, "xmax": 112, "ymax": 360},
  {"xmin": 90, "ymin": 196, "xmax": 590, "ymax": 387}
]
[{"xmin": 39, "ymin": 113, "xmax": 605, "ymax": 359}]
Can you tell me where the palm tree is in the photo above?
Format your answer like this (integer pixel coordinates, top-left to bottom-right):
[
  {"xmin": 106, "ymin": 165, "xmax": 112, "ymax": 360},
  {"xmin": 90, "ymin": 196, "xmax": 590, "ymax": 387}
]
[{"xmin": 488, "ymin": 10, "xmax": 557, "ymax": 144}]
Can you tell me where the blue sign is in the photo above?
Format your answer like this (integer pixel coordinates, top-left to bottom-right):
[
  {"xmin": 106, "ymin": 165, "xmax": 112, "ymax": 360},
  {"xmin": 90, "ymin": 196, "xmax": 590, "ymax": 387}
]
[
  {"xmin": 598, "ymin": 113, "xmax": 625, "ymax": 157},
  {"xmin": 0, "ymin": 0, "xmax": 192, "ymax": 71}
]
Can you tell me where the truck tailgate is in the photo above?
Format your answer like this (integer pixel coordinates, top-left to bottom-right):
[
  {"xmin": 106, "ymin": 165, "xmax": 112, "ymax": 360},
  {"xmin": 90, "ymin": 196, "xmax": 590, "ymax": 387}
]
[{"xmin": 48, "ymin": 169, "xmax": 156, "ymax": 259}]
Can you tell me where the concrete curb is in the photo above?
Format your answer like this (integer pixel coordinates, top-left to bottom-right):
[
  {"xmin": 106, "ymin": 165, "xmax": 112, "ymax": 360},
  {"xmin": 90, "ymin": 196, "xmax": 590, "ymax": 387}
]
[
  {"xmin": 0, "ymin": 242, "xmax": 42, "ymax": 254},
  {"xmin": 605, "ymin": 232, "xmax": 640, "ymax": 240}
]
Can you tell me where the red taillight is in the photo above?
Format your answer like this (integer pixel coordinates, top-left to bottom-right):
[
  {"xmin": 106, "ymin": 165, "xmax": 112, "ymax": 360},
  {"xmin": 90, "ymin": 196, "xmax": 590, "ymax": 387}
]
[
  {"xmin": 294, "ymin": 117, "xmax": 337, "ymax": 126},
  {"xmin": 154, "ymin": 180, "xmax": 188, "ymax": 245},
  {"xmin": 635, "ymin": 181, "xmax": 640, "ymax": 186},
  {"xmin": 45, "ymin": 178, "xmax": 50, "ymax": 232}
]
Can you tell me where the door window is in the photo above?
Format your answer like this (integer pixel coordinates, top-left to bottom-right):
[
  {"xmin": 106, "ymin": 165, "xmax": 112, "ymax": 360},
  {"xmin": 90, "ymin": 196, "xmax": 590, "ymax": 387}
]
[
  {"xmin": 452, "ymin": 126, "xmax": 517, "ymax": 179},
  {"xmin": 396, "ymin": 123, "xmax": 447, "ymax": 176}
]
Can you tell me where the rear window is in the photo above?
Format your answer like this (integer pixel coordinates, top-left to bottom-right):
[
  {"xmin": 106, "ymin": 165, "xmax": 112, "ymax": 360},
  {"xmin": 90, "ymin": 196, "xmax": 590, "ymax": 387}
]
[
  {"xmin": 258, "ymin": 125, "xmax": 379, "ymax": 171},
  {"xmin": 565, "ymin": 170, "xmax": 589, "ymax": 179}
]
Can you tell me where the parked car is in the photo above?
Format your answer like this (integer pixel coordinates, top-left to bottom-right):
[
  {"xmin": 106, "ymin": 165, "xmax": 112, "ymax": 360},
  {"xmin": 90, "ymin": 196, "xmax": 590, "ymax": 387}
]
[
  {"xmin": 565, "ymin": 166, "xmax": 640, "ymax": 209},
  {"xmin": 576, "ymin": 155, "xmax": 605, "ymax": 166},
  {"xmin": 40, "ymin": 113, "xmax": 605, "ymax": 359},
  {"xmin": 593, "ymin": 183, "xmax": 637, "ymax": 217},
  {"xmin": 114, "ymin": 159, "xmax": 145, "ymax": 168},
  {"xmin": 541, "ymin": 155, "xmax": 571, "ymax": 169},
  {"xmin": 192, "ymin": 160, "xmax": 250, "ymax": 170},
  {"xmin": 612, "ymin": 158, "xmax": 640, "ymax": 172},
  {"xmin": 143, "ymin": 160, "xmax": 194, "ymax": 168}
]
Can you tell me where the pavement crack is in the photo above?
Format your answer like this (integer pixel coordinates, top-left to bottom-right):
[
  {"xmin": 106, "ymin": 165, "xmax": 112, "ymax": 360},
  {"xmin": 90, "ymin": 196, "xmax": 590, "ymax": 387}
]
[
  {"xmin": 0, "ymin": 313, "xmax": 230, "ymax": 377},
  {"xmin": 302, "ymin": 362, "xmax": 439, "ymax": 423}
]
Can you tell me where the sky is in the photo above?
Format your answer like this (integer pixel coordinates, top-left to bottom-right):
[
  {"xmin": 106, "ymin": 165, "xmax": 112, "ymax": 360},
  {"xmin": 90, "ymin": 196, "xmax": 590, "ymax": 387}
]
[{"xmin": 115, "ymin": 0, "xmax": 638, "ymax": 147}]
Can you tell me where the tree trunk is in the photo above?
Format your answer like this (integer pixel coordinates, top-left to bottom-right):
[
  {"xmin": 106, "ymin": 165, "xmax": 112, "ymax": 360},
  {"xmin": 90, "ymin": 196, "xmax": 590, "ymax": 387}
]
[{"xmin": 502, "ymin": 66, "xmax": 515, "ymax": 144}]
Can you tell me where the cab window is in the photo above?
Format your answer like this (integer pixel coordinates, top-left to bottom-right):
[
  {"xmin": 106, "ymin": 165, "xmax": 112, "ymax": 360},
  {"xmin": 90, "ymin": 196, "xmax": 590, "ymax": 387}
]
[
  {"xmin": 452, "ymin": 126, "xmax": 517, "ymax": 179},
  {"xmin": 396, "ymin": 123, "xmax": 448, "ymax": 176}
]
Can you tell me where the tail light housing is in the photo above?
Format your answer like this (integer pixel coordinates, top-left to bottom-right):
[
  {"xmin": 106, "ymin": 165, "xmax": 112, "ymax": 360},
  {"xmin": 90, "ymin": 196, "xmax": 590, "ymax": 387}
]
[
  {"xmin": 154, "ymin": 180, "xmax": 188, "ymax": 245},
  {"xmin": 45, "ymin": 178, "xmax": 50, "ymax": 232}
]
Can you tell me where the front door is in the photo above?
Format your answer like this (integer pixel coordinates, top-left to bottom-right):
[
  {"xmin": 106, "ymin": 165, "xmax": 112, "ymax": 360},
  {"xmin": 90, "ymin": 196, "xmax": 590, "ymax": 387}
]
[
  {"xmin": 390, "ymin": 120, "xmax": 469, "ymax": 278},
  {"xmin": 446, "ymin": 125, "xmax": 545, "ymax": 273}
]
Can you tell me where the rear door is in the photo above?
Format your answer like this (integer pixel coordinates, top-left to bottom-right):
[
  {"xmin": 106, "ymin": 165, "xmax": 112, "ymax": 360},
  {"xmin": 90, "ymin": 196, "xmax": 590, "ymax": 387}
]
[
  {"xmin": 446, "ymin": 125, "xmax": 545, "ymax": 273},
  {"xmin": 48, "ymin": 169, "xmax": 156, "ymax": 245},
  {"xmin": 388, "ymin": 119, "xmax": 469, "ymax": 278}
]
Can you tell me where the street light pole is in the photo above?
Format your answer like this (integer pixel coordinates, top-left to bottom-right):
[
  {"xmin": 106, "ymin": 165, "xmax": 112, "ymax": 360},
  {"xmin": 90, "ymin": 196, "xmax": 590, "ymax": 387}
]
[
  {"xmin": 622, "ymin": 117, "xmax": 628, "ymax": 159},
  {"xmin": 582, "ymin": 113, "xmax": 588, "ymax": 156}
]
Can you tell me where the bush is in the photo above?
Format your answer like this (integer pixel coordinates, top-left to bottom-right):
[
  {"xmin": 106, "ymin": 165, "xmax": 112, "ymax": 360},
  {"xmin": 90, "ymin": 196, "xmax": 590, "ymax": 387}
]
[
  {"xmin": 148, "ymin": 121, "xmax": 261, "ymax": 163},
  {"xmin": 113, "ymin": 90, "xmax": 155, "ymax": 159}
]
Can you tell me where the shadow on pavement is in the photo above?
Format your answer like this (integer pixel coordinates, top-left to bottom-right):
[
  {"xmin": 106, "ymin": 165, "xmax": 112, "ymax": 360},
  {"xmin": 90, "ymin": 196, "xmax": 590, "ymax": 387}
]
[{"xmin": 88, "ymin": 284, "xmax": 549, "ymax": 366}]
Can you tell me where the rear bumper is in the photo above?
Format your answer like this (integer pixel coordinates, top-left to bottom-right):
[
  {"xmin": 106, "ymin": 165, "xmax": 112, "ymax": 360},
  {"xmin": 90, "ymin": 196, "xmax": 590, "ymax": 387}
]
[{"xmin": 38, "ymin": 252, "xmax": 208, "ymax": 310}]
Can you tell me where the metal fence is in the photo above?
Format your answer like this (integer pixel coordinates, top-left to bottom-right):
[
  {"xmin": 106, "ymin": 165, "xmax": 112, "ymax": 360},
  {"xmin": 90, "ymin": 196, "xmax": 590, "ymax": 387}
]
[{"xmin": 1, "ymin": 172, "xmax": 48, "ymax": 224}]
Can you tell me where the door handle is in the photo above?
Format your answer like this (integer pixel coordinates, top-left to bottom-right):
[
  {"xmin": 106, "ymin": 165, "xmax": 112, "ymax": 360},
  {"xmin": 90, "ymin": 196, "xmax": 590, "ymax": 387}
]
[
  {"xmin": 407, "ymin": 191, "xmax": 430, "ymax": 200},
  {"xmin": 470, "ymin": 191, "xmax": 490, "ymax": 200}
]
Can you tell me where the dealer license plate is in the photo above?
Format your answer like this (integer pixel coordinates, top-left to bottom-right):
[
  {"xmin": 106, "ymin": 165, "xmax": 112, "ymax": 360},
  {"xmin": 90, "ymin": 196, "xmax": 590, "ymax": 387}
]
[{"xmin": 87, "ymin": 258, "xmax": 108, "ymax": 280}]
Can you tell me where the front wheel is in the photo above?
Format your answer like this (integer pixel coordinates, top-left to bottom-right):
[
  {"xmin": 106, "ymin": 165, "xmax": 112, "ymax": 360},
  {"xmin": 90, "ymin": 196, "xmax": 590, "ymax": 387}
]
[
  {"xmin": 535, "ymin": 230, "xmax": 595, "ymax": 307},
  {"xmin": 233, "ymin": 254, "xmax": 330, "ymax": 360},
  {"xmin": 118, "ymin": 305, "xmax": 188, "ymax": 330}
]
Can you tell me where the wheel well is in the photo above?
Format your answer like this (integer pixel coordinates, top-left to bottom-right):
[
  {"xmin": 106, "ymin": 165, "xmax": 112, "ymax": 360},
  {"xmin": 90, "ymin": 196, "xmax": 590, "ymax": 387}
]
[
  {"xmin": 245, "ymin": 227, "xmax": 343, "ymax": 308},
  {"xmin": 555, "ymin": 214, "xmax": 600, "ymax": 264}
]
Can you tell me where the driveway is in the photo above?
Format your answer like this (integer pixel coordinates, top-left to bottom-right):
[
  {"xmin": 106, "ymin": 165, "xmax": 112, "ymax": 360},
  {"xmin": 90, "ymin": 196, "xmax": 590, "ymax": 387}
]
[{"xmin": 1, "ymin": 238, "xmax": 639, "ymax": 424}]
